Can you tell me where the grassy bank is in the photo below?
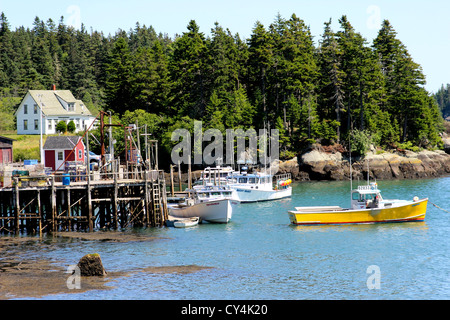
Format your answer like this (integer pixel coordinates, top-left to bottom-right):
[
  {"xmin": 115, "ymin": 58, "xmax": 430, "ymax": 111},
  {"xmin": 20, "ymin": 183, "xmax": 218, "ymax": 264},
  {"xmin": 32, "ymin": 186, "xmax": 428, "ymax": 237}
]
[{"xmin": 1, "ymin": 132, "xmax": 44, "ymax": 162}]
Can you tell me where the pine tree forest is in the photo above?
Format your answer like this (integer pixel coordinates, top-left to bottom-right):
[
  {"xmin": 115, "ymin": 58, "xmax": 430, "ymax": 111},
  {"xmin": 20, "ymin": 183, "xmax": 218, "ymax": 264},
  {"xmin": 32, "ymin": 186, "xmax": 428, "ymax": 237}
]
[{"xmin": 0, "ymin": 12, "xmax": 446, "ymax": 163}]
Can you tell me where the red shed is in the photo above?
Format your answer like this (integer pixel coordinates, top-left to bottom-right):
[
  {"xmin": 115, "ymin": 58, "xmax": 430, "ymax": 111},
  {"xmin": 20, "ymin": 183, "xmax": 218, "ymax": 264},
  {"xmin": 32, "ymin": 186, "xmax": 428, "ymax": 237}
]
[
  {"xmin": 0, "ymin": 135, "xmax": 15, "ymax": 165},
  {"xmin": 43, "ymin": 136, "xmax": 85, "ymax": 171}
]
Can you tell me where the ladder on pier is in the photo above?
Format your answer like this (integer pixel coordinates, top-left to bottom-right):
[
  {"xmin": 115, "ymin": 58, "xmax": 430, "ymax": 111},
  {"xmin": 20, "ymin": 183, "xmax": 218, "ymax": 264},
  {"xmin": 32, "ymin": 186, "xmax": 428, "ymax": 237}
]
[{"xmin": 151, "ymin": 181, "xmax": 162, "ymax": 227}]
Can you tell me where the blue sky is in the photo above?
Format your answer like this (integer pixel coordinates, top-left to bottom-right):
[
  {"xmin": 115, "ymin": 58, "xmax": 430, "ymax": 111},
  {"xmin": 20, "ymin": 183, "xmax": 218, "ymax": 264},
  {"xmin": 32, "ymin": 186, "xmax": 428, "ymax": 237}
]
[{"xmin": 1, "ymin": 0, "xmax": 449, "ymax": 92}]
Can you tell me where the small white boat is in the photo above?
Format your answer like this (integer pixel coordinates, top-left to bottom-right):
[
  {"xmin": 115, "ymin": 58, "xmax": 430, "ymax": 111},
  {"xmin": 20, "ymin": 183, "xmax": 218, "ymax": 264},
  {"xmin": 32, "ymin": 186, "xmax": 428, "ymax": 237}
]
[
  {"xmin": 166, "ymin": 216, "xmax": 200, "ymax": 228},
  {"xmin": 174, "ymin": 217, "xmax": 200, "ymax": 228},
  {"xmin": 167, "ymin": 185, "xmax": 239, "ymax": 223}
]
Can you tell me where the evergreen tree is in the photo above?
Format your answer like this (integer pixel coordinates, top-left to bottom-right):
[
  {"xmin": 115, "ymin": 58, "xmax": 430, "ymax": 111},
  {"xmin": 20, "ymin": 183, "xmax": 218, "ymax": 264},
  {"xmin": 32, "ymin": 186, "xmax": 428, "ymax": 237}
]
[
  {"xmin": 279, "ymin": 14, "xmax": 318, "ymax": 137},
  {"xmin": 105, "ymin": 37, "xmax": 133, "ymax": 113},
  {"xmin": 225, "ymin": 87, "xmax": 255, "ymax": 129},
  {"xmin": 0, "ymin": 13, "xmax": 18, "ymax": 87},
  {"xmin": 131, "ymin": 40, "xmax": 171, "ymax": 114},
  {"xmin": 169, "ymin": 20, "xmax": 207, "ymax": 118},
  {"xmin": 434, "ymin": 84, "xmax": 450, "ymax": 118},
  {"xmin": 373, "ymin": 20, "xmax": 442, "ymax": 146},
  {"xmin": 317, "ymin": 19, "xmax": 345, "ymax": 142},
  {"xmin": 247, "ymin": 21, "xmax": 274, "ymax": 126}
]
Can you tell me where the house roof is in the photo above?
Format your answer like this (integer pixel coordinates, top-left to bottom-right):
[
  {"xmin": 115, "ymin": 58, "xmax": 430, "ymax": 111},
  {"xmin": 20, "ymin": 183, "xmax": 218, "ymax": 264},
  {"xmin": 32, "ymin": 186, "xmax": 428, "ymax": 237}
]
[
  {"xmin": 0, "ymin": 135, "xmax": 15, "ymax": 148},
  {"xmin": 24, "ymin": 90, "xmax": 93, "ymax": 117},
  {"xmin": 0, "ymin": 135, "xmax": 15, "ymax": 142},
  {"xmin": 43, "ymin": 136, "xmax": 83, "ymax": 150}
]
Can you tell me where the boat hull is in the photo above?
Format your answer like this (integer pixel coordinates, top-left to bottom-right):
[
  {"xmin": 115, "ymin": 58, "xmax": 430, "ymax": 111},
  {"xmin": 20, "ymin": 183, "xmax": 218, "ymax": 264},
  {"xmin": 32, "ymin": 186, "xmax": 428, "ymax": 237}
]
[
  {"xmin": 174, "ymin": 217, "xmax": 199, "ymax": 228},
  {"xmin": 288, "ymin": 198, "xmax": 428, "ymax": 225},
  {"xmin": 168, "ymin": 199, "xmax": 238, "ymax": 223},
  {"xmin": 232, "ymin": 186, "xmax": 292, "ymax": 203}
]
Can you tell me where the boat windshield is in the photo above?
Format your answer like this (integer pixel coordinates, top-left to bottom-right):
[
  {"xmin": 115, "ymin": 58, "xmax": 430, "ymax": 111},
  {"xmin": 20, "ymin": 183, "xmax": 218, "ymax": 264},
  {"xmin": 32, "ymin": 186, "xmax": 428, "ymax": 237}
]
[
  {"xmin": 238, "ymin": 177, "xmax": 247, "ymax": 183},
  {"xmin": 352, "ymin": 192, "xmax": 379, "ymax": 202}
]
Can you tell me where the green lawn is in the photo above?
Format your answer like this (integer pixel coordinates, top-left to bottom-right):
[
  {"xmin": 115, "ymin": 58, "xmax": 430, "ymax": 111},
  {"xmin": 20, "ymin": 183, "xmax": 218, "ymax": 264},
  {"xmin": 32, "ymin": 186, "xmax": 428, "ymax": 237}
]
[{"xmin": 1, "ymin": 133, "xmax": 43, "ymax": 162}]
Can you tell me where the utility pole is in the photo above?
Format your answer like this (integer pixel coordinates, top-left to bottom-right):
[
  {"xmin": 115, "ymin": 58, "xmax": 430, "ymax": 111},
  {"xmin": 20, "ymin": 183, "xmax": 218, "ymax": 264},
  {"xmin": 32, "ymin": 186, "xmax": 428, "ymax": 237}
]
[{"xmin": 38, "ymin": 94, "xmax": 44, "ymax": 165}]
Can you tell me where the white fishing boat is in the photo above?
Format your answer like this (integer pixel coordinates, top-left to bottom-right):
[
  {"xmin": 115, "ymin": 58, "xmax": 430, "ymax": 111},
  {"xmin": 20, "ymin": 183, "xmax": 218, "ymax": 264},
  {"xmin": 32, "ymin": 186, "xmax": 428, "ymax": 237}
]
[
  {"xmin": 167, "ymin": 185, "xmax": 239, "ymax": 223},
  {"xmin": 225, "ymin": 171, "xmax": 292, "ymax": 203}
]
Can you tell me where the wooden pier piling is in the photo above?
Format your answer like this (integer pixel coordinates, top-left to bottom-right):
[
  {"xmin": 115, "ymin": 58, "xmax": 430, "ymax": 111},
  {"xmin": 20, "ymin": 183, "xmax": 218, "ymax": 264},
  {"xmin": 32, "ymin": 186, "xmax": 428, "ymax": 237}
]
[{"xmin": 0, "ymin": 170, "xmax": 168, "ymax": 235}]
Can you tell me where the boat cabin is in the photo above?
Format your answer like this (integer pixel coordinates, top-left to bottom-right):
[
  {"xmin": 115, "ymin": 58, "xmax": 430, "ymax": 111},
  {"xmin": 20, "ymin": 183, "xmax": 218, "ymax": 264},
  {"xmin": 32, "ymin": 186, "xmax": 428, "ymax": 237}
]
[
  {"xmin": 351, "ymin": 183, "xmax": 383, "ymax": 210},
  {"xmin": 197, "ymin": 166, "xmax": 235, "ymax": 185},
  {"xmin": 227, "ymin": 174, "xmax": 272, "ymax": 185},
  {"xmin": 190, "ymin": 185, "xmax": 237, "ymax": 202}
]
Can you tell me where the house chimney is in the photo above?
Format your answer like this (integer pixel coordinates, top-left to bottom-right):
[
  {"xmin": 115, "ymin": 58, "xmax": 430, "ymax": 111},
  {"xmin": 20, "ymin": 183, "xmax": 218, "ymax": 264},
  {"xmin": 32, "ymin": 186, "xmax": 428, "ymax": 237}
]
[{"xmin": 51, "ymin": 84, "xmax": 56, "ymax": 91}]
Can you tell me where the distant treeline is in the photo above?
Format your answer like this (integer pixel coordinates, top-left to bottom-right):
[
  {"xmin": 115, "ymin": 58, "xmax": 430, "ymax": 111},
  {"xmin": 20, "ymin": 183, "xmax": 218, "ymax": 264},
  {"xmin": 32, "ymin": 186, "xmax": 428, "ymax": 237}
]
[
  {"xmin": 434, "ymin": 84, "xmax": 450, "ymax": 119},
  {"xmin": 0, "ymin": 12, "xmax": 445, "ymax": 159}
]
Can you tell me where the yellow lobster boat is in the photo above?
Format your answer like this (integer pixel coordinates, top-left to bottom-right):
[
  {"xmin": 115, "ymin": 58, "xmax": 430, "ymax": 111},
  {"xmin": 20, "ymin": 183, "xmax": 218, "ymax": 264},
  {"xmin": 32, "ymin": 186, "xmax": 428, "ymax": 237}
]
[{"xmin": 289, "ymin": 182, "xmax": 428, "ymax": 225}]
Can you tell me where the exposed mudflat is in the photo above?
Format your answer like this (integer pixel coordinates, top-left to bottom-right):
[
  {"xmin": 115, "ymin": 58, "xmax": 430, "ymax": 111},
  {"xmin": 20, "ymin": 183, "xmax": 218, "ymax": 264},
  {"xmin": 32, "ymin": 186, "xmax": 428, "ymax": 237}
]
[
  {"xmin": 55, "ymin": 231, "xmax": 171, "ymax": 242},
  {"xmin": 0, "ymin": 233, "xmax": 212, "ymax": 299}
]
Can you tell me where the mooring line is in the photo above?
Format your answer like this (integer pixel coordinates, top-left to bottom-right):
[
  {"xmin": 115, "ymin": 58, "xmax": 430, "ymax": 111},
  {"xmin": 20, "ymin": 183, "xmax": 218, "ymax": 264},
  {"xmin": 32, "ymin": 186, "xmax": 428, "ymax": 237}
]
[{"xmin": 431, "ymin": 202, "xmax": 450, "ymax": 214}]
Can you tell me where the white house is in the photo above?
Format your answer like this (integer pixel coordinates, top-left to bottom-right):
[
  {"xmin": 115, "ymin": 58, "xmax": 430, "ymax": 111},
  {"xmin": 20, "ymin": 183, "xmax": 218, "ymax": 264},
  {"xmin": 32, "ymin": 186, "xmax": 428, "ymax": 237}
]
[{"xmin": 15, "ymin": 88, "xmax": 97, "ymax": 135}]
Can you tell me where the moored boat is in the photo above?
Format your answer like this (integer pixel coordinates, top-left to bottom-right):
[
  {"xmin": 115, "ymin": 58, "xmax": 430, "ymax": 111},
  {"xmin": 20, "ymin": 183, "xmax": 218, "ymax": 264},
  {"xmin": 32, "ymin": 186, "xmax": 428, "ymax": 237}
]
[
  {"xmin": 168, "ymin": 185, "xmax": 239, "ymax": 223},
  {"xmin": 194, "ymin": 165, "xmax": 235, "ymax": 186},
  {"xmin": 166, "ymin": 216, "xmax": 200, "ymax": 228},
  {"xmin": 226, "ymin": 172, "xmax": 292, "ymax": 203},
  {"xmin": 288, "ymin": 182, "xmax": 428, "ymax": 225}
]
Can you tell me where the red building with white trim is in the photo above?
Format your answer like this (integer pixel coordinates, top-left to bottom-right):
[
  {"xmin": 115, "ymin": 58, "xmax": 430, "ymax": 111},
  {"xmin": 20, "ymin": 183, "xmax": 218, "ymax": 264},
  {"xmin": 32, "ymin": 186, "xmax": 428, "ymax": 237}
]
[{"xmin": 43, "ymin": 136, "xmax": 85, "ymax": 171}]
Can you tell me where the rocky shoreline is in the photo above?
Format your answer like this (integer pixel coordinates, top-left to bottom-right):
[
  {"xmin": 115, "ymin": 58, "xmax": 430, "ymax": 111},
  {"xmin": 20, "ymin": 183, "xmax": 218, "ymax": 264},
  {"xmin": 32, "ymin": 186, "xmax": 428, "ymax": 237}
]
[{"xmin": 278, "ymin": 146, "xmax": 450, "ymax": 181}]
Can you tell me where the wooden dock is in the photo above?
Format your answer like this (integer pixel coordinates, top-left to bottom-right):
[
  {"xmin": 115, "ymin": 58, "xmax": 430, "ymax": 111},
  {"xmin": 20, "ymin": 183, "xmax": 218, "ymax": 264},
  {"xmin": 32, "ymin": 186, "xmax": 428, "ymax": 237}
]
[{"xmin": 0, "ymin": 170, "xmax": 168, "ymax": 234}]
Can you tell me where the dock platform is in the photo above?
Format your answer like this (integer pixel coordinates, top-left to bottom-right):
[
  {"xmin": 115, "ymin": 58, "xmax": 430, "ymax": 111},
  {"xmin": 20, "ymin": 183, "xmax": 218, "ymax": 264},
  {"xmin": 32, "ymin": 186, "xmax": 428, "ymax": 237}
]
[{"xmin": 0, "ymin": 170, "xmax": 168, "ymax": 234}]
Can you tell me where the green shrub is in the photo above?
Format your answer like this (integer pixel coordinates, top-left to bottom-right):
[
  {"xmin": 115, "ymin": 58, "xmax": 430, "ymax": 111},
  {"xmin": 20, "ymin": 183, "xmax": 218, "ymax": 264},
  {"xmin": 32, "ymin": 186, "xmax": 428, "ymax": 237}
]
[
  {"xmin": 14, "ymin": 147, "xmax": 40, "ymax": 162},
  {"xmin": 56, "ymin": 121, "xmax": 67, "ymax": 133},
  {"xmin": 67, "ymin": 120, "xmax": 76, "ymax": 133},
  {"xmin": 397, "ymin": 141, "xmax": 421, "ymax": 152},
  {"xmin": 350, "ymin": 130, "xmax": 374, "ymax": 156},
  {"xmin": 280, "ymin": 150, "xmax": 296, "ymax": 160}
]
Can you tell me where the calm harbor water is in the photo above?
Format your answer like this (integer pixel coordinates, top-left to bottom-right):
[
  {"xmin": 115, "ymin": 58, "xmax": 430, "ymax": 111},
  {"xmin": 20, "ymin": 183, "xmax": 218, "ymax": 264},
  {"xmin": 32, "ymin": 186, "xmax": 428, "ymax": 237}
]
[{"xmin": 8, "ymin": 176, "xmax": 450, "ymax": 299}]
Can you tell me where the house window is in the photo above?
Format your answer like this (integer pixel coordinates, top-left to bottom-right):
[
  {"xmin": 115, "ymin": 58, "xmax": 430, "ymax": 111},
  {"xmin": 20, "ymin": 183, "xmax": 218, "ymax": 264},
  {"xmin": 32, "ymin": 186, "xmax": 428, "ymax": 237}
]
[
  {"xmin": 68, "ymin": 103, "xmax": 74, "ymax": 111},
  {"xmin": 78, "ymin": 149, "xmax": 82, "ymax": 159},
  {"xmin": 58, "ymin": 152, "xmax": 63, "ymax": 161},
  {"xmin": 23, "ymin": 120, "xmax": 28, "ymax": 130},
  {"xmin": 48, "ymin": 120, "xmax": 52, "ymax": 130},
  {"xmin": 34, "ymin": 119, "xmax": 39, "ymax": 130},
  {"xmin": 34, "ymin": 104, "xmax": 38, "ymax": 114},
  {"xmin": 24, "ymin": 105, "xmax": 28, "ymax": 114}
]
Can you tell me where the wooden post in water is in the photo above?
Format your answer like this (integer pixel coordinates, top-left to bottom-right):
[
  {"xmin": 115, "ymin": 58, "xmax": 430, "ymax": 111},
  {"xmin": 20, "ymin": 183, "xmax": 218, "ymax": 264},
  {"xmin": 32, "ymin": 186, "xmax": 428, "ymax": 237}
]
[
  {"xmin": 51, "ymin": 176, "xmax": 56, "ymax": 232},
  {"xmin": 113, "ymin": 166, "xmax": 118, "ymax": 229},
  {"xmin": 14, "ymin": 178, "xmax": 19, "ymax": 234},
  {"xmin": 188, "ymin": 160, "xmax": 192, "ymax": 189},
  {"xmin": 178, "ymin": 161, "xmax": 182, "ymax": 192},
  {"xmin": 170, "ymin": 164, "xmax": 175, "ymax": 197},
  {"xmin": 66, "ymin": 186, "xmax": 71, "ymax": 231},
  {"xmin": 87, "ymin": 169, "xmax": 93, "ymax": 232},
  {"xmin": 37, "ymin": 189, "xmax": 42, "ymax": 237},
  {"xmin": 144, "ymin": 170, "xmax": 150, "ymax": 226}
]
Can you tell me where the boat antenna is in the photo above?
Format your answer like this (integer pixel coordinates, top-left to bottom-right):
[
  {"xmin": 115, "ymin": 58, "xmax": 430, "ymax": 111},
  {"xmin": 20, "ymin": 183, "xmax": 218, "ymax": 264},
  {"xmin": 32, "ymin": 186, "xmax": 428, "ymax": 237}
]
[
  {"xmin": 367, "ymin": 158, "xmax": 370, "ymax": 185},
  {"xmin": 268, "ymin": 121, "xmax": 272, "ymax": 177},
  {"xmin": 349, "ymin": 131, "xmax": 353, "ymax": 204},
  {"xmin": 263, "ymin": 121, "xmax": 267, "ymax": 174}
]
